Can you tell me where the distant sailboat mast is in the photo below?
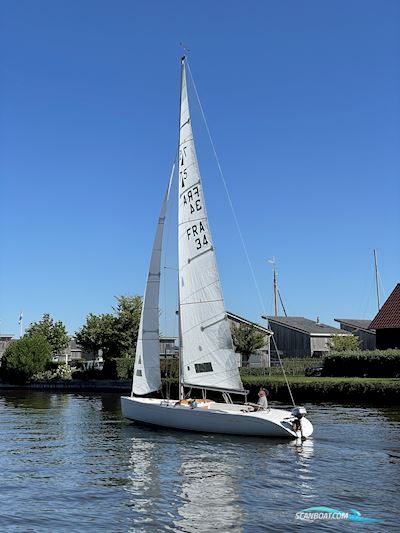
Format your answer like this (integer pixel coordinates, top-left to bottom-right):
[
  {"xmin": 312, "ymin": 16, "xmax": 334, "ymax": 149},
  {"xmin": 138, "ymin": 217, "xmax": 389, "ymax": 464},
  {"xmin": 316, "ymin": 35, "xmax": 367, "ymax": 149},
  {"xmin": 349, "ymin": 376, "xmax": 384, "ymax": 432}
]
[{"xmin": 373, "ymin": 249, "xmax": 381, "ymax": 311}]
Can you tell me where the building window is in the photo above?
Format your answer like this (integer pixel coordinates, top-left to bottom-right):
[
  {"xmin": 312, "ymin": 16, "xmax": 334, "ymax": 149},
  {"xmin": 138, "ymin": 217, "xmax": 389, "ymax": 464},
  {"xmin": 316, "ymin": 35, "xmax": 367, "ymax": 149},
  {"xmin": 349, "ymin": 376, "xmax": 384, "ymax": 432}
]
[
  {"xmin": 195, "ymin": 362, "xmax": 213, "ymax": 373},
  {"xmin": 136, "ymin": 370, "xmax": 142, "ymax": 376}
]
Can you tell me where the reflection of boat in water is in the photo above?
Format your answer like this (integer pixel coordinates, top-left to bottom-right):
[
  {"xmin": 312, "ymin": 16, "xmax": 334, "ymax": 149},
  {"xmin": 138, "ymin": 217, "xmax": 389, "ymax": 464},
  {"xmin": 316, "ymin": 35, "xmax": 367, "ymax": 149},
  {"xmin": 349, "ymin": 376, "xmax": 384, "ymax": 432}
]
[
  {"xmin": 121, "ymin": 57, "xmax": 313, "ymax": 439},
  {"xmin": 173, "ymin": 447, "xmax": 243, "ymax": 532},
  {"xmin": 125, "ymin": 429, "xmax": 244, "ymax": 532}
]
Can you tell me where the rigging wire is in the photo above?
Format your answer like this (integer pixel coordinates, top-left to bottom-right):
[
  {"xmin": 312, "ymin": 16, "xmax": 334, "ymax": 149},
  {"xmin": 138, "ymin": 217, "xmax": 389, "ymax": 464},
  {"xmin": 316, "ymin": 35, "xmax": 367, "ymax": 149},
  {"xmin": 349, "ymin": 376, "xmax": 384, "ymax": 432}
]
[
  {"xmin": 278, "ymin": 288, "xmax": 288, "ymax": 317},
  {"xmin": 185, "ymin": 58, "xmax": 266, "ymax": 315},
  {"xmin": 185, "ymin": 58, "xmax": 296, "ymax": 406}
]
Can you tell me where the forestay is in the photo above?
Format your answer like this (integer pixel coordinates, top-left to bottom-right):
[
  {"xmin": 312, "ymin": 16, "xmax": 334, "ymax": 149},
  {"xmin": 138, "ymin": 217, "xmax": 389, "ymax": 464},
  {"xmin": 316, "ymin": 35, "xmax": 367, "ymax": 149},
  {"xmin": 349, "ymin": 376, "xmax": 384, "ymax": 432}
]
[
  {"xmin": 132, "ymin": 175, "xmax": 173, "ymax": 395},
  {"xmin": 178, "ymin": 58, "xmax": 244, "ymax": 393}
]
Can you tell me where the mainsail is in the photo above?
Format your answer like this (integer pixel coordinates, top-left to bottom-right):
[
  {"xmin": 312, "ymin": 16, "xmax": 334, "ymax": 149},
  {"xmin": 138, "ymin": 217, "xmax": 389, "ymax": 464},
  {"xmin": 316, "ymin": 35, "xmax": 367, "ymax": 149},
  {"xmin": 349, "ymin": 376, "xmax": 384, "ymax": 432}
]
[
  {"xmin": 177, "ymin": 57, "xmax": 244, "ymax": 393},
  {"xmin": 132, "ymin": 174, "xmax": 172, "ymax": 395}
]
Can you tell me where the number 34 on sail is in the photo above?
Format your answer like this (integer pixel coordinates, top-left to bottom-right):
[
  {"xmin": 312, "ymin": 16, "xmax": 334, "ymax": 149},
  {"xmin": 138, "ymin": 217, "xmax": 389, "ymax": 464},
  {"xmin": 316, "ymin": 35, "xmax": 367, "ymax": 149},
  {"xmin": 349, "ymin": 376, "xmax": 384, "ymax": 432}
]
[{"xmin": 121, "ymin": 57, "xmax": 313, "ymax": 439}]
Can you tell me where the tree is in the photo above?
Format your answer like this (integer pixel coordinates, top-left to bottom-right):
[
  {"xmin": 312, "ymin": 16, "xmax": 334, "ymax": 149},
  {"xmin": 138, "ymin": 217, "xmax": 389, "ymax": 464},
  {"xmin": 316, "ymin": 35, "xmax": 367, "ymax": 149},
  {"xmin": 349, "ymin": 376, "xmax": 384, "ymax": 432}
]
[
  {"xmin": 75, "ymin": 313, "xmax": 120, "ymax": 359},
  {"xmin": 329, "ymin": 334, "xmax": 360, "ymax": 352},
  {"xmin": 25, "ymin": 313, "xmax": 69, "ymax": 355},
  {"xmin": 0, "ymin": 335, "xmax": 52, "ymax": 383},
  {"xmin": 231, "ymin": 323, "xmax": 266, "ymax": 366},
  {"xmin": 113, "ymin": 295, "xmax": 142, "ymax": 358},
  {"xmin": 75, "ymin": 295, "xmax": 143, "ymax": 360}
]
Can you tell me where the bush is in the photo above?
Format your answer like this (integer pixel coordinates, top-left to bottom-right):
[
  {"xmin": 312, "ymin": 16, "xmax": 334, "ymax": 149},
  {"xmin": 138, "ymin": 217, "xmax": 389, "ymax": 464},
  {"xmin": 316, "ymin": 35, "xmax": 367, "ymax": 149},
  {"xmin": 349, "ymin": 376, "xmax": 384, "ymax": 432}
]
[
  {"xmin": 116, "ymin": 358, "xmax": 135, "ymax": 379},
  {"xmin": 322, "ymin": 350, "xmax": 400, "ymax": 377},
  {"xmin": 33, "ymin": 363, "xmax": 72, "ymax": 381},
  {"xmin": 102, "ymin": 357, "xmax": 135, "ymax": 379},
  {"xmin": 160, "ymin": 358, "xmax": 179, "ymax": 378},
  {"xmin": 72, "ymin": 368, "xmax": 104, "ymax": 380},
  {"xmin": 329, "ymin": 334, "xmax": 359, "ymax": 351},
  {"xmin": 0, "ymin": 335, "xmax": 52, "ymax": 383},
  {"xmin": 102, "ymin": 357, "xmax": 179, "ymax": 380}
]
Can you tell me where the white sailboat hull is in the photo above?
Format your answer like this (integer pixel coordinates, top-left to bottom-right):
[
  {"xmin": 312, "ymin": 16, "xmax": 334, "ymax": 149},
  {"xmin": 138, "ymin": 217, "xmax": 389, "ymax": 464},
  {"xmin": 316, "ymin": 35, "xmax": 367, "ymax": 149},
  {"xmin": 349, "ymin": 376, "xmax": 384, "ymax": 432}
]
[{"xmin": 121, "ymin": 396, "xmax": 313, "ymax": 439}]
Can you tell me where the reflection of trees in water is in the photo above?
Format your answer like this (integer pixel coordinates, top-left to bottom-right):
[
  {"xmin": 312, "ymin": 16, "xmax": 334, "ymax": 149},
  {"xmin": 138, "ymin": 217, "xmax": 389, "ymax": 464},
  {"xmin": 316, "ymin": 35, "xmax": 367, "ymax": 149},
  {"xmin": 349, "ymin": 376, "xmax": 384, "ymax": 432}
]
[
  {"xmin": 1, "ymin": 391, "xmax": 56, "ymax": 410},
  {"xmin": 378, "ymin": 406, "xmax": 400, "ymax": 424},
  {"xmin": 99, "ymin": 393, "xmax": 123, "ymax": 416}
]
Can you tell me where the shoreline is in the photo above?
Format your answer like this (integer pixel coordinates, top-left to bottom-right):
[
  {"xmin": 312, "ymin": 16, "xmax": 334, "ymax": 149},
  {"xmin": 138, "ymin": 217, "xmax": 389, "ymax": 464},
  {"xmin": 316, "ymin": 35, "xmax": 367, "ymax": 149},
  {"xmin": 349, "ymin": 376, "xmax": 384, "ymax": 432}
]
[{"xmin": 1, "ymin": 376, "xmax": 399, "ymax": 403}]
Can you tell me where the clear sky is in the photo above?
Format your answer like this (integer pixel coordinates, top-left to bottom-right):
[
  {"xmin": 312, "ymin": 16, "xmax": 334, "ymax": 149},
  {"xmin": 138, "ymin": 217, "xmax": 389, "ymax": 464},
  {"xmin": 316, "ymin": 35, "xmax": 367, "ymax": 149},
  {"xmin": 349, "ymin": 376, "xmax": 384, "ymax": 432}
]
[{"xmin": 1, "ymin": 0, "xmax": 399, "ymax": 337}]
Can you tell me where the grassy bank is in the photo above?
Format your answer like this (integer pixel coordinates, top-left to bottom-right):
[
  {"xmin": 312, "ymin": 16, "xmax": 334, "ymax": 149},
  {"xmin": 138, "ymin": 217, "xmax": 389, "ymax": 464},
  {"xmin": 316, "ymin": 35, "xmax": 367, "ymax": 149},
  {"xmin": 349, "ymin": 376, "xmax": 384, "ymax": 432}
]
[
  {"xmin": 241, "ymin": 376, "xmax": 400, "ymax": 403},
  {"xmin": 1, "ymin": 376, "xmax": 399, "ymax": 404}
]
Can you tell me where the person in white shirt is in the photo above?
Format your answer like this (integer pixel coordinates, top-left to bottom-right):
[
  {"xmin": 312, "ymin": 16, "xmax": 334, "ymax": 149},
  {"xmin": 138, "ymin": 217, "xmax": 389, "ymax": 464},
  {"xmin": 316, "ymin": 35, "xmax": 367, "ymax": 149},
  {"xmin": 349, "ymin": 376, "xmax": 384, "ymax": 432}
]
[{"xmin": 256, "ymin": 388, "xmax": 269, "ymax": 410}]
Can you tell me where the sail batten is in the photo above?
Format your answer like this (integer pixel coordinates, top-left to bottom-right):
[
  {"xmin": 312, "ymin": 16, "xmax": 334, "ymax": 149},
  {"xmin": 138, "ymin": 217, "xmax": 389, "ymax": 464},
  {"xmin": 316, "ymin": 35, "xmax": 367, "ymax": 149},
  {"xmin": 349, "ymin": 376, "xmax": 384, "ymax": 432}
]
[{"xmin": 177, "ymin": 58, "xmax": 244, "ymax": 393}]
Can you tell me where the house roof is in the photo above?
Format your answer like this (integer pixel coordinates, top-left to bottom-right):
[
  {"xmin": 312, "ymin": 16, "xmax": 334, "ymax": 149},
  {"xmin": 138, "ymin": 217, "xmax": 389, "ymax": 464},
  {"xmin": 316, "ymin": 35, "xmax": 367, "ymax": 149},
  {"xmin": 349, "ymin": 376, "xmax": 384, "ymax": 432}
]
[
  {"xmin": 334, "ymin": 318, "xmax": 374, "ymax": 332},
  {"xmin": 264, "ymin": 316, "xmax": 349, "ymax": 336},
  {"xmin": 227, "ymin": 311, "xmax": 272, "ymax": 334},
  {"xmin": 369, "ymin": 284, "xmax": 400, "ymax": 329}
]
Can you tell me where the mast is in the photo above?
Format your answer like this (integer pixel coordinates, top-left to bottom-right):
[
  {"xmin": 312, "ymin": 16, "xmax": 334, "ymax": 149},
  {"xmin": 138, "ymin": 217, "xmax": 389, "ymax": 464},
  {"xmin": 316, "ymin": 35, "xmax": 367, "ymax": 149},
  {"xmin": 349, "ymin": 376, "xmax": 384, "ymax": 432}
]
[
  {"xmin": 177, "ymin": 56, "xmax": 185, "ymax": 400},
  {"xmin": 373, "ymin": 249, "xmax": 381, "ymax": 311}
]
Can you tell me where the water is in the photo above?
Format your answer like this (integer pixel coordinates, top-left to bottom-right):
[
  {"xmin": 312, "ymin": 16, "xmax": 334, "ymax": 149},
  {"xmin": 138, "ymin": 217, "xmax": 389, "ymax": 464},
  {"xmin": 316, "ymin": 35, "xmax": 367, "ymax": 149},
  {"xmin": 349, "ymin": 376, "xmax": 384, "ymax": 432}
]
[{"xmin": 0, "ymin": 392, "xmax": 399, "ymax": 532}]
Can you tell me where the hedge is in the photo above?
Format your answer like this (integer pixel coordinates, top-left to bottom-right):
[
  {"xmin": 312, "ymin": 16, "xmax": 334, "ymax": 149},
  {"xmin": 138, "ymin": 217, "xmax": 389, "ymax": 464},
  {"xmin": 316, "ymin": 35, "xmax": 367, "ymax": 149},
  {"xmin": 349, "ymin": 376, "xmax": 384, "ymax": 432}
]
[
  {"xmin": 240, "ymin": 375, "xmax": 400, "ymax": 402},
  {"xmin": 322, "ymin": 350, "xmax": 400, "ymax": 378},
  {"xmin": 102, "ymin": 357, "xmax": 180, "ymax": 380},
  {"xmin": 100, "ymin": 357, "xmax": 320, "ymax": 380},
  {"xmin": 240, "ymin": 358, "xmax": 321, "ymax": 377}
]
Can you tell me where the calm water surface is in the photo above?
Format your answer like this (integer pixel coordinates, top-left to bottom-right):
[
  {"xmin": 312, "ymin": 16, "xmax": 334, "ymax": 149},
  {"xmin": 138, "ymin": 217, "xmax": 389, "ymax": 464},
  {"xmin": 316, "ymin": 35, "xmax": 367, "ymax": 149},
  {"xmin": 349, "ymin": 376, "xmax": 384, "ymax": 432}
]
[{"xmin": 0, "ymin": 392, "xmax": 399, "ymax": 532}]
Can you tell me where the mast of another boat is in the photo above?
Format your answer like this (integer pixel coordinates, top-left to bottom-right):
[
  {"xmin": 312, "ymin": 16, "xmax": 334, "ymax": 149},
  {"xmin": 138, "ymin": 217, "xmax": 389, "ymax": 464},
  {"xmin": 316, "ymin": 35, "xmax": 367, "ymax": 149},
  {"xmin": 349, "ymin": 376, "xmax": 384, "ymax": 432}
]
[{"xmin": 373, "ymin": 249, "xmax": 381, "ymax": 311}]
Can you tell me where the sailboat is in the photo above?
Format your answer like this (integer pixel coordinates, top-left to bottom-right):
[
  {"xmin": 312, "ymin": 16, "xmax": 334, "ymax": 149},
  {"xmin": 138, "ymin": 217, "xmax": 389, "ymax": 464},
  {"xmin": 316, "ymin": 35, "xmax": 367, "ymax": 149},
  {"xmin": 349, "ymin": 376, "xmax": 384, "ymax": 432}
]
[{"xmin": 121, "ymin": 57, "xmax": 313, "ymax": 439}]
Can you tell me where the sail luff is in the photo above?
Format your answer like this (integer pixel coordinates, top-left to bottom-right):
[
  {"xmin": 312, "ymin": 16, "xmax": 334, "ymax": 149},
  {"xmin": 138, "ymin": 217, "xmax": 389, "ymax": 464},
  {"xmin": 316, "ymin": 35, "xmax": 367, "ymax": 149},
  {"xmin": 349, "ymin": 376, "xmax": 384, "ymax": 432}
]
[
  {"xmin": 132, "ymin": 170, "xmax": 173, "ymax": 395},
  {"xmin": 177, "ymin": 58, "xmax": 244, "ymax": 392}
]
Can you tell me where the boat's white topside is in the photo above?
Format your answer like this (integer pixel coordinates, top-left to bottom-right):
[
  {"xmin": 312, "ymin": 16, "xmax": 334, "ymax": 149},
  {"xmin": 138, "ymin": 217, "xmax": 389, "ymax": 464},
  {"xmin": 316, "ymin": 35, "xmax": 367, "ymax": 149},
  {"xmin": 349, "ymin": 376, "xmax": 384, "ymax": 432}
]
[{"xmin": 121, "ymin": 396, "xmax": 313, "ymax": 439}]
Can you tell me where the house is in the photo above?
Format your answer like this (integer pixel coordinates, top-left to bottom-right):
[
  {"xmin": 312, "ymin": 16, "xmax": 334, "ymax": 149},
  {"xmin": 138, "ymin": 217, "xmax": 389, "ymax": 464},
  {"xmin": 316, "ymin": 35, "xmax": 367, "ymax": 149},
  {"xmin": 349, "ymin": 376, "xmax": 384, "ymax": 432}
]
[
  {"xmin": 160, "ymin": 336, "xmax": 179, "ymax": 358},
  {"xmin": 334, "ymin": 318, "xmax": 376, "ymax": 350},
  {"xmin": 0, "ymin": 334, "xmax": 14, "ymax": 360},
  {"xmin": 369, "ymin": 284, "xmax": 400, "ymax": 349},
  {"xmin": 53, "ymin": 336, "xmax": 180, "ymax": 367},
  {"xmin": 263, "ymin": 316, "xmax": 352, "ymax": 357},
  {"xmin": 53, "ymin": 337, "xmax": 99, "ymax": 366},
  {"xmin": 227, "ymin": 311, "xmax": 272, "ymax": 367}
]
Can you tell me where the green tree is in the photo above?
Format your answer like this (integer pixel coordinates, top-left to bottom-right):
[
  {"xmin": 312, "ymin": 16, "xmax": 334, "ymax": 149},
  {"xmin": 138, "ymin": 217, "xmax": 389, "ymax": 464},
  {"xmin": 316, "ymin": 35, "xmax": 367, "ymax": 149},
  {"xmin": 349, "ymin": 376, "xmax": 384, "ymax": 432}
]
[
  {"xmin": 231, "ymin": 323, "xmax": 266, "ymax": 366},
  {"xmin": 0, "ymin": 335, "xmax": 52, "ymax": 383},
  {"xmin": 75, "ymin": 313, "xmax": 120, "ymax": 359},
  {"xmin": 75, "ymin": 295, "xmax": 143, "ymax": 360},
  {"xmin": 25, "ymin": 313, "xmax": 69, "ymax": 355},
  {"xmin": 329, "ymin": 334, "xmax": 359, "ymax": 352},
  {"xmin": 113, "ymin": 295, "xmax": 142, "ymax": 358}
]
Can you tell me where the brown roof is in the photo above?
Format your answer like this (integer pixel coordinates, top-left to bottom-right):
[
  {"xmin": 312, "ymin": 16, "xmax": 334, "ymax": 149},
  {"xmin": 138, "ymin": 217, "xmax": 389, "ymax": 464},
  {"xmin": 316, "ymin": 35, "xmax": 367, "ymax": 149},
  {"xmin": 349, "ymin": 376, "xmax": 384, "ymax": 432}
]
[{"xmin": 369, "ymin": 284, "xmax": 400, "ymax": 329}]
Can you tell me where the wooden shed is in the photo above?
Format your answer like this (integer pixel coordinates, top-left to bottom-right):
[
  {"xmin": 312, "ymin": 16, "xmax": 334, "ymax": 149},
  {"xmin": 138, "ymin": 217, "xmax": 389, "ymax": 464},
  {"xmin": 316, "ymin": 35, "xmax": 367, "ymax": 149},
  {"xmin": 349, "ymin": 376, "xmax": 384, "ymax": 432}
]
[
  {"xmin": 263, "ymin": 316, "xmax": 352, "ymax": 358},
  {"xmin": 334, "ymin": 318, "xmax": 376, "ymax": 350}
]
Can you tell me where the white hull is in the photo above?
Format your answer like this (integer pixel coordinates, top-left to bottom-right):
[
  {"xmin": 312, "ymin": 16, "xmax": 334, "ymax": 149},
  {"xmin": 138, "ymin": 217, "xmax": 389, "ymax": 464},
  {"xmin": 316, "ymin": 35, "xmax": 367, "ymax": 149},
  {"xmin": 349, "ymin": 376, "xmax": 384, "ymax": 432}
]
[{"xmin": 121, "ymin": 396, "xmax": 313, "ymax": 439}]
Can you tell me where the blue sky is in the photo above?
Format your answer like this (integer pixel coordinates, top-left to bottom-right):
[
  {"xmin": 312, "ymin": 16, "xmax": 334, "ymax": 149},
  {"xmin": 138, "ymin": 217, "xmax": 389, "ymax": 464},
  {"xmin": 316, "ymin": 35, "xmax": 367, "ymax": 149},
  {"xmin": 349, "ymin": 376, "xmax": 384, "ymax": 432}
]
[{"xmin": 1, "ymin": 0, "xmax": 399, "ymax": 337}]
